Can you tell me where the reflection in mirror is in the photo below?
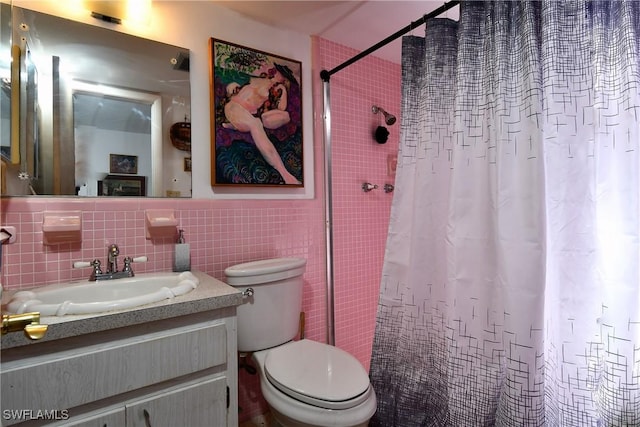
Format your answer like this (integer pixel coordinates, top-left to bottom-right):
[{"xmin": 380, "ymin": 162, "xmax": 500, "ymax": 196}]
[
  {"xmin": 73, "ymin": 81, "xmax": 162, "ymax": 196},
  {"xmin": 2, "ymin": 6, "xmax": 191, "ymax": 197},
  {"xmin": 0, "ymin": 2, "xmax": 12, "ymax": 165},
  {"xmin": 0, "ymin": 66, "xmax": 9, "ymax": 161},
  {"xmin": 19, "ymin": 43, "xmax": 38, "ymax": 194}
]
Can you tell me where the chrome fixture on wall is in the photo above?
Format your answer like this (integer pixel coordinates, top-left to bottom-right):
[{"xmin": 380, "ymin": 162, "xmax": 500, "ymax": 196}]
[
  {"xmin": 362, "ymin": 182, "xmax": 378, "ymax": 192},
  {"xmin": 372, "ymin": 105, "xmax": 396, "ymax": 144},
  {"xmin": 372, "ymin": 105, "xmax": 396, "ymax": 125},
  {"xmin": 362, "ymin": 182, "xmax": 394, "ymax": 193}
]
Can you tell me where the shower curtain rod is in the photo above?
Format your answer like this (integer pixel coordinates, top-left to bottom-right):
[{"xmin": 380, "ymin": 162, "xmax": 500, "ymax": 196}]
[{"xmin": 320, "ymin": 0, "xmax": 460, "ymax": 81}]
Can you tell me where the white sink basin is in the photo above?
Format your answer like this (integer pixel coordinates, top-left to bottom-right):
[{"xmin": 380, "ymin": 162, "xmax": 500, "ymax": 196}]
[{"xmin": 5, "ymin": 271, "xmax": 199, "ymax": 316}]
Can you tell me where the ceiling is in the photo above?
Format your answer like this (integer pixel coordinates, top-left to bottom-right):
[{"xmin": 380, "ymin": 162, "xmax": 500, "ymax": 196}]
[{"xmin": 213, "ymin": 1, "xmax": 460, "ymax": 64}]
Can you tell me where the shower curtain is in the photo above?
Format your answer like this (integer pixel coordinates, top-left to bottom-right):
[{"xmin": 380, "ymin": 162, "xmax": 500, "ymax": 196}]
[{"xmin": 369, "ymin": 1, "xmax": 640, "ymax": 425}]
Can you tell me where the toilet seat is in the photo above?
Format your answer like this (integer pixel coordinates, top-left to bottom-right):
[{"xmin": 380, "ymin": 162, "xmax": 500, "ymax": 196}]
[{"xmin": 263, "ymin": 340, "xmax": 371, "ymax": 410}]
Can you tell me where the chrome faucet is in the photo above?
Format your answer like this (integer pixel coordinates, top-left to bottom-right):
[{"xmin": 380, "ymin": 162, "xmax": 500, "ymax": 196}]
[
  {"xmin": 88, "ymin": 244, "xmax": 135, "ymax": 281},
  {"xmin": 107, "ymin": 244, "xmax": 119, "ymax": 273}
]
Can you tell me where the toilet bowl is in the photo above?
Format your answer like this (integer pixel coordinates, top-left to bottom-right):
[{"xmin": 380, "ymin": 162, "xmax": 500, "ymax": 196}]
[
  {"xmin": 225, "ymin": 258, "xmax": 376, "ymax": 427},
  {"xmin": 253, "ymin": 339, "xmax": 376, "ymax": 427}
]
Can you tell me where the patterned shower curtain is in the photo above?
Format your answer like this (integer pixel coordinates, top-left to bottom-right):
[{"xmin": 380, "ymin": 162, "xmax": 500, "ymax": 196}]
[{"xmin": 369, "ymin": 1, "xmax": 640, "ymax": 426}]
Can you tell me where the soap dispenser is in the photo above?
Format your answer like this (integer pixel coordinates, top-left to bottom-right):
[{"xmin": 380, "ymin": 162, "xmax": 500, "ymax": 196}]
[{"xmin": 173, "ymin": 229, "xmax": 191, "ymax": 272}]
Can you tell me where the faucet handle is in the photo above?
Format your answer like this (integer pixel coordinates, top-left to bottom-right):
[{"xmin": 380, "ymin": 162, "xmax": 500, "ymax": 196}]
[
  {"xmin": 73, "ymin": 261, "xmax": 92, "ymax": 268},
  {"xmin": 89, "ymin": 259, "xmax": 103, "ymax": 281},
  {"xmin": 121, "ymin": 257, "xmax": 136, "ymax": 277},
  {"xmin": 91, "ymin": 259, "xmax": 102, "ymax": 275}
]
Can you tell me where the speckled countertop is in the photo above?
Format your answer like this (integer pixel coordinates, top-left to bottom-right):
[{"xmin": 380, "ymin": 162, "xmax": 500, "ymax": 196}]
[{"xmin": 1, "ymin": 270, "xmax": 243, "ymax": 350}]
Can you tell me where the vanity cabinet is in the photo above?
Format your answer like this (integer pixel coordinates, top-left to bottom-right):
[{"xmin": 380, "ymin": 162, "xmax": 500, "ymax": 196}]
[{"xmin": 1, "ymin": 308, "xmax": 238, "ymax": 427}]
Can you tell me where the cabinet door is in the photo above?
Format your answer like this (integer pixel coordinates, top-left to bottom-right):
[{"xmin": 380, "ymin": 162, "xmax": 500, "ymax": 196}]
[
  {"xmin": 126, "ymin": 376, "xmax": 227, "ymax": 427},
  {"xmin": 56, "ymin": 408, "xmax": 125, "ymax": 427}
]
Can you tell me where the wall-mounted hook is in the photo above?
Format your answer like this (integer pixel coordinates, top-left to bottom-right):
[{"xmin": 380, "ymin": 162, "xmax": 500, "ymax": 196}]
[
  {"xmin": 362, "ymin": 182, "xmax": 378, "ymax": 192},
  {"xmin": 384, "ymin": 184, "xmax": 395, "ymax": 193}
]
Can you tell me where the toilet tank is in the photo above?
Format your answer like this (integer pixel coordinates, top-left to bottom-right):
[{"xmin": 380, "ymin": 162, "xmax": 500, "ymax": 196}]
[{"xmin": 225, "ymin": 258, "xmax": 307, "ymax": 352}]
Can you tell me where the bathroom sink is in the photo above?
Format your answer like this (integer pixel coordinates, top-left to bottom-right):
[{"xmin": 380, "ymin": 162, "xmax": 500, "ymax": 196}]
[{"xmin": 5, "ymin": 271, "xmax": 199, "ymax": 316}]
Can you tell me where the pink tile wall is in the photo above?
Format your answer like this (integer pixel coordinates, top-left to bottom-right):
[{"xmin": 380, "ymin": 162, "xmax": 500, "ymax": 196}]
[
  {"xmin": 0, "ymin": 37, "xmax": 400, "ymax": 422},
  {"xmin": 0, "ymin": 198, "xmax": 324, "ymax": 292},
  {"xmin": 317, "ymin": 38, "xmax": 401, "ymax": 371}
]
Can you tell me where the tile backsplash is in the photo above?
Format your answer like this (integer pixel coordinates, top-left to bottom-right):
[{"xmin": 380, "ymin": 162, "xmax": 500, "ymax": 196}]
[{"xmin": 1, "ymin": 198, "xmax": 323, "ymax": 293}]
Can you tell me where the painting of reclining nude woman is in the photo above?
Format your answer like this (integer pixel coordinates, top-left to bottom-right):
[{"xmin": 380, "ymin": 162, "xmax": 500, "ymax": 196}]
[{"xmin": 210, "ymin": 38, "xmax": 303, "ymax": 186}]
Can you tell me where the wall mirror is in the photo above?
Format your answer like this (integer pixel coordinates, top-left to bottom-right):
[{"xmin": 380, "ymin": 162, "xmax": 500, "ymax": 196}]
[{"xmin": 1, "ymin": 5, "xmax": 192, "ymax": 197}]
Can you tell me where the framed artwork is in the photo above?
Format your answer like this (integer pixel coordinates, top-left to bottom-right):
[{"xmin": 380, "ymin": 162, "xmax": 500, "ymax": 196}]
[
  {"xmin": 109, "ymin": 154, "xmax": 138, "ymax": 174},
  {"xmin": 209, "ymin": 38, "xmax": 303, "ymax": 187},
  {"xmin": 98, "ymin": 175, "xmax": 146, "ymax": 197}
]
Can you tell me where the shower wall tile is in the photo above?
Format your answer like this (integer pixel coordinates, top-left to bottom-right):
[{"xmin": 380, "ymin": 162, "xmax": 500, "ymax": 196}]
[{"xmin": 317, "ymin": 37, "xmax": 400, "ymax": 371}]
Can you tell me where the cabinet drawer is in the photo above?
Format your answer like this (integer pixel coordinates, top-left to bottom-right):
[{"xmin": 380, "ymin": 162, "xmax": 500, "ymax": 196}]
[
  {"xmin": 57, "ymin": 408, "xmax": 125, "ymax": 427},
  {"xmin": 1, "ymin": 321, "xmax": 226, "ymax": 415},
  {"xmin": 126, "ymin": 376, "xmax": 226, "ymax": 427}
]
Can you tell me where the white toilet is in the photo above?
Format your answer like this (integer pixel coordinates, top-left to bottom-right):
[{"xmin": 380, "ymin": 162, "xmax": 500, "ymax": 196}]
[{"xmin": 225, "ymin": 257, "xmax": 377, "ymax": 427}]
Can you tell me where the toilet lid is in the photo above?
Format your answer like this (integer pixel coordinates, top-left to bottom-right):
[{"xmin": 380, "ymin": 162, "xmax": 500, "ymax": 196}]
[{"xmin": 264, "ymin": 340, "xmax": 371, "ymax": 410}]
